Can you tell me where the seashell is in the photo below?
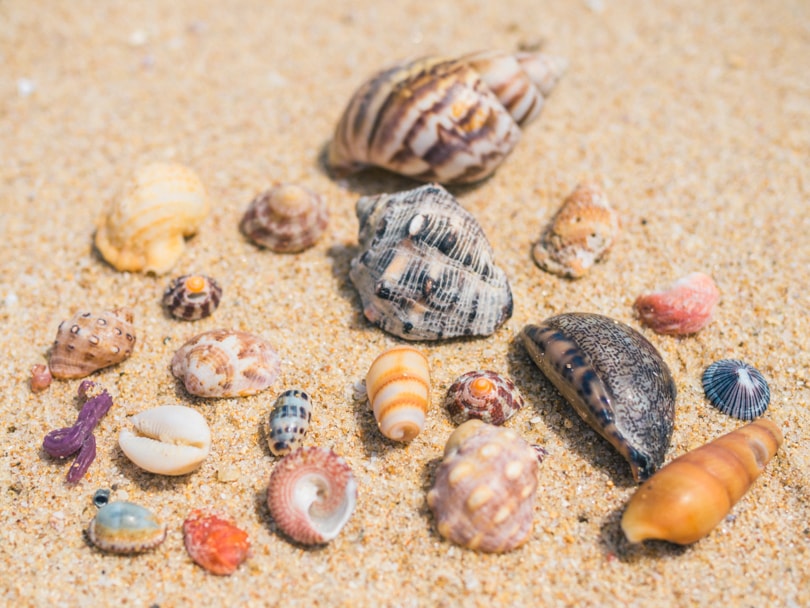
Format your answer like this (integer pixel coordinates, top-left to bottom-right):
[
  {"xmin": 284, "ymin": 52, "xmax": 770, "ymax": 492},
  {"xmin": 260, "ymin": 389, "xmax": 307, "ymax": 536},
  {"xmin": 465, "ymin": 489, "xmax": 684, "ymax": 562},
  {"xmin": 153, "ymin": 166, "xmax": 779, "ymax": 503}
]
[
  {"xmin": 444, "ymin": 370, "xmax": 524, "ymax": 426},
  {"xmin": 49, "ymin": 309, "xmax": 137, "ymax": 379},
  {"xmin": 30, "ymin": 363, "xmax": 52, "ymax": 392},
  {"xmin": 427, "ymin": 420, "xmax": 539, "ymax": 553},
  {"xmin": 633, "ymin": 272, "xmax": 720, "ymax": 335},
  {"xmin": 92, "ymin": 489, "xmax": 111, "ymax": 508},
  {"xmin": 163, "ymin": 274, "xmax": 222, "ymax": 321},
  {"xmin": 266, "ymin": 447, "xmax": 357, "ymax": 545},
  {"xmin": 328, "ymin": 49, "xmax": 566, "ymax": 184},
  {"xmin": 183, "ymin": 510, "xmax": 251, "ymax": 575},
  {"xmin": 531, "ymin": 182, "xmax": 620, "ymax": 279},
  {"xmin": 240, "ymin": 184, "xmax": 329, "ymax": 253},
  {"xmin": 521, "ymin": 313, "xmax": 677, "ymax": 482},
  {"xmin": 119, "ymin": 405, "xmax": 212, "ymax": 475},
  {"xmin": 171, "ymin": 329, "xmax": 281, "ymax": 398},
  {"xmin": 94, "ymin": 162, "xmax": 209, "ymax": 274},
  {"xmin": 702, "ymin": 359, "xmax": 770, "ymax": 420},
  {"xmin": 87, "ymin": 500, "xmax": 167, "ymax": 554},
  {"xmin": 268, "ymin": 389, "xmax": 313, "ymax": 456},
  {"xmin": 350, "ymin": 184, "xmax": 513, "ymax": 340},
  {"xmin": 621, "ymin": 419, "xmax": 782, "ymax": 544},
  {"xmin": 365, "ymin": 345, "xmax": 430, "ymax": 442}
]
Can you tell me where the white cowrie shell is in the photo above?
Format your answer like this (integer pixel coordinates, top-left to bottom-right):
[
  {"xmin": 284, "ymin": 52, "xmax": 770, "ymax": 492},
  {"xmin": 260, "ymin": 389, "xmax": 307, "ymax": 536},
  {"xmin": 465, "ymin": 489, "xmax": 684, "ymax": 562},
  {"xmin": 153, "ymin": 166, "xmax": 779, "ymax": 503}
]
[{"xmin": 119, "ymin": 405, "xmax": 211, "ymax": 475}]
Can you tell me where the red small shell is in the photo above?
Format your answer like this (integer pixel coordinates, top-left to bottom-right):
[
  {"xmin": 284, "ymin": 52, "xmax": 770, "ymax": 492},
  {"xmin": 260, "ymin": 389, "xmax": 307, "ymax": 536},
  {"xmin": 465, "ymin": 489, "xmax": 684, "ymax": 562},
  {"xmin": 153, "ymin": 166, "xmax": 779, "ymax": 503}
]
[
  {"xmin": 633, "ymin": 272, "xmax": 720, "ymax": 335},
  {"xmin": 444, "ymin": 370, "xmax": 524, "ymax": 425},
  {"xmin": 183, "ymin": 510, "xmax": 251, "ymax": 575},
  {"xmin": 30, "ymin": 364, "xmax": 53, "ymax": 392}
]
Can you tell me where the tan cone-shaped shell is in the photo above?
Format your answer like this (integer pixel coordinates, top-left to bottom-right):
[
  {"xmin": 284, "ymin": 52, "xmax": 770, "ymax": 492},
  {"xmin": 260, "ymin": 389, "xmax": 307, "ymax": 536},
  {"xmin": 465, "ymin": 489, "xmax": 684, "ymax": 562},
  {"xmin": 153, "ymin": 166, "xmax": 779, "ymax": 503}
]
[
  {"xmin": 621, "ymin": 419, "xmax": 783, "ymax": 545},
  {"xmin": 365, "ymin": 345, "xmax": 430, "ymax": 442},
  {"xmin": 95, "ymin": 163, "xmax": 209, "ymax": 274}
]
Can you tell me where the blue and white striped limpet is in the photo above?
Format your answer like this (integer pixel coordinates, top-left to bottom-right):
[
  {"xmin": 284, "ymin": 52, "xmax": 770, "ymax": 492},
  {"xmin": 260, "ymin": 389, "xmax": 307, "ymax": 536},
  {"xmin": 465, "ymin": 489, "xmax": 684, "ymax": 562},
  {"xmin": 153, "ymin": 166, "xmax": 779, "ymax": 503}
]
[
  {"xmin": 87, "ymin": 501, "xmax": 167, "ymax": 554},
  {"xmin": 268, "ymin": 389, "xmax": 313, "ymax": 456},
  {"xmin": 702, "ymin": 359, "xmax": 770, "ymax": 420}
]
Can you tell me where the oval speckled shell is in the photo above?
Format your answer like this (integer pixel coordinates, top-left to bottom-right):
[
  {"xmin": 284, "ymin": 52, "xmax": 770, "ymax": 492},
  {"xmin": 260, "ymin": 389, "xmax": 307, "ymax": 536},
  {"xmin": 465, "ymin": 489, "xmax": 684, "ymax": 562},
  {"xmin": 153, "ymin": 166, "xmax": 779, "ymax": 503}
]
[
  {"xmin": 521, "ymin": 313, "xmax": 677, "ymax": 482},
  {"xmin": 328, "ymin": 50, "xmax": 566, "ymax": 184},
  {"xmin": 365, "ymin": 345, "xmax": 430, "ymax": 442},
  {"xmin": 171, "ymin": 329, "xmax": 281, "ymax": 398},
  {"xmin": 240, "ymin": 184, "xmax": 329, "ymax": 253},
  {"xmin": 266, "ymin": 447, "xmax": 357, "ymax": 545},
  {"xmin": 49, "ymin": 308, "xmax": 137, "ymax": 379},
  {"xmin": 444, "ymin": 370, "xmax": 524, "ymax": 426},
  {"xmin": 163, "ymin": 274, "xmax": 222, "ymax": 321},
  {"xmin": 350, "ymin": 184, "xmax": 513, "ymax": 340},
  {"xmin": 268, "ymin": 389, "xmax": 313, "ymax": 456},
  {"xmin": 532, "ymin": 183, "xmax": 620, "ymax": 279},
  {"xmin": 94, "ymin": 163, "xmax": 209, "ymax": 274},
  {"xmin": 621, "ymin": 419, "xmax": 782, "ymax": 545},
  {"xmin": 427, "ymin": 420, "xmax": 539, "ymax": 553},
  {"xmin": 119, "ymin": 405, "xmax": 212, "ymax": 475},
  {"xmin": 87, "ymin": 501, "xmax": 167, "ymax": 554}
]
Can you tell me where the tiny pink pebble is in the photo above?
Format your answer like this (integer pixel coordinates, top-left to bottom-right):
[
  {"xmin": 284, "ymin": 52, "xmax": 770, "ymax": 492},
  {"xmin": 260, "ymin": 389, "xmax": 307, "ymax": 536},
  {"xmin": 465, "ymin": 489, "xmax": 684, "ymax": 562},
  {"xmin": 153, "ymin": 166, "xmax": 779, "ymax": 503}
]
[
  {"xmin": 633, "ymin": 272, "xmax": 720, "ymax": 335},
  {"xmin": 183, "ymin": 510, "xmax": 251, "ymax": 575},
  {"xmin": 30, "ymin": 364, "xmax": 52, "ymax": 392}
]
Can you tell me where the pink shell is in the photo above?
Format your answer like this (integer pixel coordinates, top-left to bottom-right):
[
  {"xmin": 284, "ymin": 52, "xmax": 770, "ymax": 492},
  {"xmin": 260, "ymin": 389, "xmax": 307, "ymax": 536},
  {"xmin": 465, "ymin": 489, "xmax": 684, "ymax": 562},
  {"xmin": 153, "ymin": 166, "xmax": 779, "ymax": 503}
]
[
  {"xmin": 266, "ymin": 447, "xmax": 357, "ymax": 545},
  {"xmin": 30, "ymin": 364, "xmax": 53, "ymax": 392},
  {"xmin": 633, "ymin": 272, "xmax": 720, "ymax": 335},
  {"xmin": 183, "ymin": 510, "xmax": 251, "ymax": 575}
]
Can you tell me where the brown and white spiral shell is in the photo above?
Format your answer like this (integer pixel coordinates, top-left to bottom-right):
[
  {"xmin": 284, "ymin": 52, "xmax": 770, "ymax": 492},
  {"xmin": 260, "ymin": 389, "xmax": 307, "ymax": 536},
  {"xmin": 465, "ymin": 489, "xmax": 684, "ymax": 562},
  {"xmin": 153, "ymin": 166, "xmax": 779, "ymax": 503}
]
[
  {"xmin": 444, "ymin": 370, "xmax": 524, "ymax": 426},
  {"xmin": 163, "ymin": 274, "xmax": 222, "ymax": 321},
  {"xmin": 240, "ymin": 184, "xmax": 329, "ymax": 253},
  {"xmin": 328, "ymin": 50, "xmax": 567, "ymax": 184},
  {"xmin": 427, "ymin": 420, "xmax": 539, "ymax": 553},
  {"xmin": 94, "ymin": 163, "xmax": 209, "ymax": 274},
  {"xmin": 365, "ymin": 345, "xmax": 430, "ymax": 442},
  {"xmin": 171, "ymin": 329, "xmax": 281, "ymax": 398},
  {"xmin": 49, "ymin": 309, "xmax": 137, "ymax": 379},
  {"xmin": 266, "ymin": 447, "xmax": 357, "ymax": 545}
]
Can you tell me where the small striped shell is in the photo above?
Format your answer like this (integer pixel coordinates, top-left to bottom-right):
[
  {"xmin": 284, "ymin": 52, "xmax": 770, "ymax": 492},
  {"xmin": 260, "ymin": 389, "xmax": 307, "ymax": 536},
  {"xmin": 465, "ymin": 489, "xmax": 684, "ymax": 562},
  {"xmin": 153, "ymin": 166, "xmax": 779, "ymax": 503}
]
[
  {"xmin": 268, "ymin": 389, "xmax": 313, "ymax": 456},
  {"xmin": 171, "ymin": 329, "xmax": 281, "ymax": 398},
  {"xmin": 94, "ymin": 163, "xmax": 209, "ymax": 274},
  {"xmin": 87, "ymin": 501, "xmax": 167, "ymax": 554},
  {"xmin": 49, "ymin": 308, "xmax": 137, "ymax": 379},
  {"xmin": 532, "ymin": 183, "xmax": 620, "ymax": 279},
  {"xmin": 522, "ymin": 313, "xmax": 677, "ymax": 482},
  {"xmin": 163, "ymin": 274, "xmax": 222, "ymax": 321},
  {"xmin": 365, "ymin": 345, "xmax": 430, "ymax": 442},
  {"xmin": 444, "ymin": 370, "xmax": 524, "ymax": 426},
  {"xmin": 267, "ymin": 447, "xmax": 357, "ymax": 545},
  {"xmin": 328, "ymin": 50, "xmax": 566, "ymax": 184},
  {"xmin": 634, "ymin": 272, "xmax": 720, "ymax": 335},
  {"xmin": 183, "ymin": 510, "xmax": 251, "ymax": 575},
  {"xmin": 240, "ymin": 184, "xmax": 329, "ymax": 253},
  {"xmin": 427, "ymin": 420, "xmax": 539, "ymax": 553},
  {"xmin": 702, "ymin": 359, "xmax": 771, "ymax": 420}
]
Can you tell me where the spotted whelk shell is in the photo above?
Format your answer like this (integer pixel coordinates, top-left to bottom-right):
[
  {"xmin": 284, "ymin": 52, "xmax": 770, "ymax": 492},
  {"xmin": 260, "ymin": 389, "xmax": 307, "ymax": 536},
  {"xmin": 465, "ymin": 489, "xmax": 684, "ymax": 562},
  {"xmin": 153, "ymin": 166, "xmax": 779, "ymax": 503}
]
[
  {"xmin": 268, "ymin": 389, "xmax": 313, "ymax": 456},
  {"xmin": 350, "ymin": 184, "xmax": 513, "ymax": 340},
  {"xmin": 531, "ymin": 183, "xmax": 620, "ymax": 279},
  {"xmin": 521, "ymin": 313, "xmax": 677, "ymax": 482},
  {"xmin": 49, "ymin": 309, "xmax": 137, "ymax": 379},
  {"xmin": 94, "ymin": 163, "xmax": 209, "ymax": 274},
  {"xmin": 444, "ymin": 370, "xmax": 524, "ymax": 426},
  {"xmin": 621, "ymin": 419, "xmax": 782, "ymax": 545},
  {"xmin": 240, "ymin": 184, "xmax": 329, "ymax": 253},
  {"xmin": 634, "ymin": 272, "xmax": 720, "ymax": 335},
  {"xmin": 119, "ymin": 405, "xmax": 212, "ymax": 475},
  {"xmin": 267, "ymin": 447, "xmax": 357, "ymax": 545},
  {"xmin": 163, "ymin": 274, "xmax": 222, "ymax": 321},
  {"xmin": 87, "ymin": 501, "xmax": 167, "ymax": 554},
  {"xmin": 328, "ymin": 49, "xmax": 566, "ymax": 184},
  {"xmin": 428, "ymin": 420, "xmax": 539, "ymax": 553},
  {"xmin": 171, "ymin": 329, "xmax": 281, "ymax": 398},
  {"xmin": 365, "ymin": 345, "xmax": 431, "ymax": 442}
]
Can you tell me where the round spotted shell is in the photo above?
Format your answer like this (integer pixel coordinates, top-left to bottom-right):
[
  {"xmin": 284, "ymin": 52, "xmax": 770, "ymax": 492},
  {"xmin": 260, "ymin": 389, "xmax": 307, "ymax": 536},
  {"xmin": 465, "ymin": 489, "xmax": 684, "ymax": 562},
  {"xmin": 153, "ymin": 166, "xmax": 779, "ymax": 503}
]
[{"xmin": 444, "ymin": 370, "xmax": 524, "ymax": 426}]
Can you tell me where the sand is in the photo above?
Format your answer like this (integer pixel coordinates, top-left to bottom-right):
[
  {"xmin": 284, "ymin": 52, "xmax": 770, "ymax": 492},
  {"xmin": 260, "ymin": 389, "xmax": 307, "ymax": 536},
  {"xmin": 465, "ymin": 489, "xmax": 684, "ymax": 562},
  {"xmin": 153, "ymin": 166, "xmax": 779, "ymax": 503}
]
[{"xmin": 1, "ymin": 0, "xmax": 809, "ymax": 606}]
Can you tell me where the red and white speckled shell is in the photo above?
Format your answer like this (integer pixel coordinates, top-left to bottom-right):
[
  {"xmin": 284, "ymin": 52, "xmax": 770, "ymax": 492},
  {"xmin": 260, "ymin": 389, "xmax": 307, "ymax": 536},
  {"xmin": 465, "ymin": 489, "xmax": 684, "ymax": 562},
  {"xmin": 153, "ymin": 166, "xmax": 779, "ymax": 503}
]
[
  {"xmin": 49, "ymin": 308, "xmax": 137, "ymax": 379},
  {"xmin": 428, "ymin": 420, "xmax": 539, "ymax": 553},
  {"xmin": 444, "ymin": 370, "xmax": 524, "ymax": 426},
  {"xmin": 171, "ymin": 329, "xmax": 280, "ymax": 398}
]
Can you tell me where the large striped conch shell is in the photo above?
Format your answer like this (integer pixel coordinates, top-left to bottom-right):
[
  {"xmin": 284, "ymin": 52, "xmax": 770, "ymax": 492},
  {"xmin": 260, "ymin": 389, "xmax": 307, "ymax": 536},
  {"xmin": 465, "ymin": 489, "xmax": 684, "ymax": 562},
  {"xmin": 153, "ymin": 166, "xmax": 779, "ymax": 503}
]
[
  {"xmin": 328, "ymin": 49, "xmax": 567, "ymax": 184},
  {"xmin": 365, "ymin": 345, "xmax": 430, "ymax": 442},
  {"xmin": 621, "ymin": 419, "xmax": 782, "ymax": 545},
  {"xmin": 95, "ymin": 163, "xmax": 209, "ymax": 274}
]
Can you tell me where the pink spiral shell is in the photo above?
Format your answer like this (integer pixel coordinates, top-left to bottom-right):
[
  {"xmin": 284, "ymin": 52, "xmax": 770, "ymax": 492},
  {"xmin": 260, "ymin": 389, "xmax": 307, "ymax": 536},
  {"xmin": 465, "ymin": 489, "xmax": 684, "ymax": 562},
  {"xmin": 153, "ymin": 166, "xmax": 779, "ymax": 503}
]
[{"xmin": 444, "ymin": 370, "xmax": 524, "ymax": 426}]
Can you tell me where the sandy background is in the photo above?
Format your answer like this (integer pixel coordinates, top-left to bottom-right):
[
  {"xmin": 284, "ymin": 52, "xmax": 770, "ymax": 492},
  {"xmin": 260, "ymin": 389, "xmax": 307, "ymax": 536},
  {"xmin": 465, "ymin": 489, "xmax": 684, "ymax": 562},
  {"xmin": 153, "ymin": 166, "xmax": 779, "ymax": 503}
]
[{"xmin": 1, "ymin": 0, "xmax": 809, "ymax": 605}]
